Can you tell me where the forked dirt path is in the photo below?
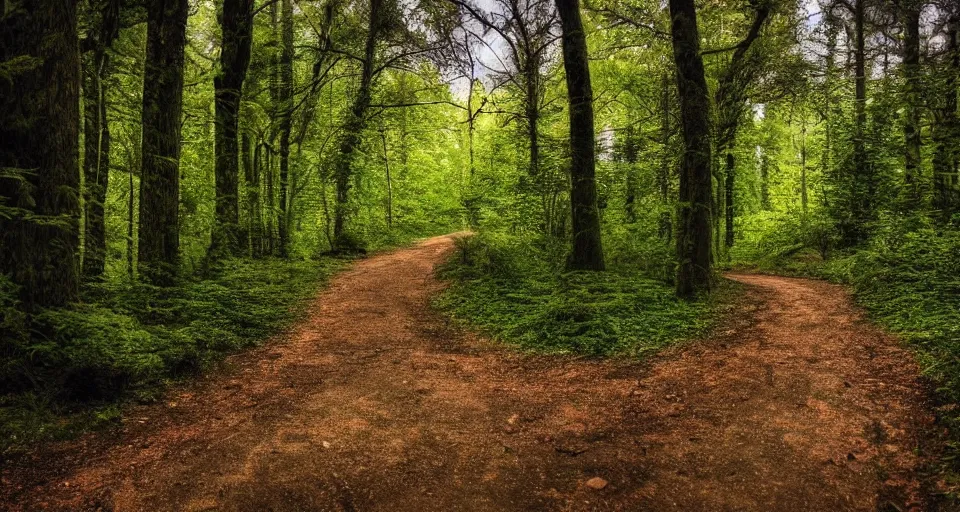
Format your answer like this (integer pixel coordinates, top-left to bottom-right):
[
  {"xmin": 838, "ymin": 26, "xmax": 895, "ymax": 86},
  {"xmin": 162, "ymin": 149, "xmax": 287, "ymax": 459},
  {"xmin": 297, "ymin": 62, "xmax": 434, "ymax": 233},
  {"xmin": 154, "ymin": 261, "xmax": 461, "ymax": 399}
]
[{"xmin": 0, "ymin": 235, "xmax": 936, "ymax": 511}]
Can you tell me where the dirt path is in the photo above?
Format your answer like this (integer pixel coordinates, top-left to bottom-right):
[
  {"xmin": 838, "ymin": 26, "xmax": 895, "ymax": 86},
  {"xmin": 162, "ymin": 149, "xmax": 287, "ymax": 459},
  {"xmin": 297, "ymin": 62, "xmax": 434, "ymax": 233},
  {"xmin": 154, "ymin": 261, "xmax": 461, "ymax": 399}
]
[{"xmin": 1, "ymin": 235, "xmax": 936, "ymax": 511}]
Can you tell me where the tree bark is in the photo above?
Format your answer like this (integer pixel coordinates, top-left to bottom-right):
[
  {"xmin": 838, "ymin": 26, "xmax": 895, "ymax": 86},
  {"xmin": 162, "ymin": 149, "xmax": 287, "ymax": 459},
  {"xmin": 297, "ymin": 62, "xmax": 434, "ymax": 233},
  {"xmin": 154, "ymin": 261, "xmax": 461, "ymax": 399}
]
[
  {"xmin": 724, "ymin": 152, "xmax": 734, "ymax": 248},
  {"xmin": 81, "ymin": 48, "xmax": 111, "ymax": 279},
  {"xmin": 210, "ymin": 0, "xmax": 255, "ymax": 259},
  {"xmin": 380, "ymin": 128, "xmax": 393, "ymax": 229},
  {"xmin": 800, "ymin": 118, "xmax": 808, "ymax": 215},
  {"xmin": 277, "ymin": 0, "xmax": 294, "ymax": 257},
  {"xmin": 80, "ymin": 0, "xmax": 120, "ymax": 280},
  {"xmin": 849, "ymin": 0, "xmax": 870, "ymax": 243},
  {"xmin": 556, "ymin": 0, "xmax": 605, "ymax": 271},
  {"xmin": 900, "ymin": 0, "xmax": 922, "ymax": 210},
  {"xmin": 934, "ymin": 14, "xmax": 959, "ymax": 220},
  {"xmin": 669, "ymin": 0, "xmax": 713, "ymax": 297},
  {"xmin": 658, "ymin": 70, "xmax": 672, "ymax": 241},
  {"xmin": 0, "ymin": 0, "xmax": 81, "ymax": 310},
  {"xmin": 333, "ymin": 0, "xmax": 382, "ymax": 248},
  {"xmin": 138, "ymin": 0, "xmax": 189, "ymax": 286},
  {"xmin": 623, "ymin": 124, "xmax": 638, "ymax": 224}
]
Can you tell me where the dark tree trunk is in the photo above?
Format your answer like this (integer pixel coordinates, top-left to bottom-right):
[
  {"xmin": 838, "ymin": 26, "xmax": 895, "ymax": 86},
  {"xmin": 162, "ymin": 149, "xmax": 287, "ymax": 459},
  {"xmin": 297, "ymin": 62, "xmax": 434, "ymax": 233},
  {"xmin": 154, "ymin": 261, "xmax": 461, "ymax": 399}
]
[
  {"xmin": 333, "ymin": 0, "xmax": 381, "ymax": 247},
  {"xmin": 800, "ymin": 119, "xmax": 808, "ymax": 214},
  {"xmin": 934, "ymin": 15, "xmax": 959, "ymax": 220},
  {"xmin": 80, "ymin": 0, "xmax": 120, "ymax": 280},
  {"xmin": 658, "ymin": 71, "xmax": 673, "ymax": 241},
  {"xmin": 760, "ymin": 150, "xmax": 771, "ymax": 210},
  {"xmin": 713, "ymin": 2, "xmax": 768, "ymax": 253},
  {"xmin": 138, "ymin": 0, "xmax": 189, "ymax": 286},
  {"xmin": 901, "ymin": 0, "xmax": 922, "ymax": 210},
  {"xmin": 277, "ymin": 0, "xmax": 294, "ymax": 257},
  {"xmin": 380, "ymin": 128, "xmax": 393, "ymax": 229},
  {"xmin": 849, "ymin": 0, "xmax": 870, "ymax": 243},
  {"xmin": 127, "ymin": 155, "xmax": 136, "ymax": 282},
  {"xmin": 669, "ymin": 0, "xmax": 713, "ymax": 297},
  {"xmin": 0, "ymin": 0, "xmax": 81, "ymax": 311},
  {"xmin": 266, "ymin": 147, "xmax": 275, "ymax": 254},
  {"xmin": 623, "ymin": 124, "xmax": 638, "ymax": 224},
  {"xmin": 556, "ymin": 0, "xmax": 605, "ymax": 271},
  {"xmin": 210, "ymin": 0, "xmax": 255, "ymax": 259},
  {"xmin": 81, "ymin": 49, "xmax": 111, "ymax": 279},
  {"xmin": 725, "ymin": 152, "xmax": 734, "ymax": 248},
  {"xmin": 248, "ymin": 139, "xmax": 264, "ymax": 257}
]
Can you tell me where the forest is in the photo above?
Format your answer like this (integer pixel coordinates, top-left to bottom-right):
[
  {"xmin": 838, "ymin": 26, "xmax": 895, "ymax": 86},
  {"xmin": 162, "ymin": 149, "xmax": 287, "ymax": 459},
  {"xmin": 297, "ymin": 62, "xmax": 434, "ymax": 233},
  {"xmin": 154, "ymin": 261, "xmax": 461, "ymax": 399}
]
[{"xmin": 2, "ymin": 0, "xmax": 960, "ymax": 508}]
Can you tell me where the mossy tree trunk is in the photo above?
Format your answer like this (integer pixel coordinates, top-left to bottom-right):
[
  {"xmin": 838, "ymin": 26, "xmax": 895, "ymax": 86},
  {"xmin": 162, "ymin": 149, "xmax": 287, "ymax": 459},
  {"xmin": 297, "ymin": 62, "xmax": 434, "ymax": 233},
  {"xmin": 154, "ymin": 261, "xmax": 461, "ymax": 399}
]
[
  {"xmin": 0, "ymin": 0, "xmax": 82, "ymax": 311},
  {"xmin": 900, "ymin": 0, "xmax": 922, "ymax": 211},
  {"xmin": 277, "ymin": 0, "xmax": 294, "ymax": 257},
  {"xmin": 210, "ymin": 0, "xmax": 255, "ymax": 260},
  {"xmin": 333, "ymin": 0, "xmax": 382, "ymax": 248},
  {"xmin": 556, "ymin": 0, "xmax": 604, "ymax": 271},
  {"xmin": 138, "ymin": 0, "xmax": 189, "ymax": 285},
  {"xmin": 80, "ymin": 0, "xmax": 120, "ymax": 280},
  {"xmin": 669, "ymin": 0, "xmax": 713, "ymax": 297}
]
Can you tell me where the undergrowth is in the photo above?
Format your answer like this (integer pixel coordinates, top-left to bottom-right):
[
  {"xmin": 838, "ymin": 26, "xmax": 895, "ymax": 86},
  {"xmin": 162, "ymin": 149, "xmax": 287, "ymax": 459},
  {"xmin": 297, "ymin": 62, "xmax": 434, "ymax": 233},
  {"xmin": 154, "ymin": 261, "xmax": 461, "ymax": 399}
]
[
  {"xmin": 734, "ymin": 212, "xmax": 960, "ymax": 496},
  {"xmin": 435, "ymin": 233, "xmax": 730, "ymax": 357},
  {"xmin": 0, "ymin": 257, "xmax": 345, "ymax": 454}
]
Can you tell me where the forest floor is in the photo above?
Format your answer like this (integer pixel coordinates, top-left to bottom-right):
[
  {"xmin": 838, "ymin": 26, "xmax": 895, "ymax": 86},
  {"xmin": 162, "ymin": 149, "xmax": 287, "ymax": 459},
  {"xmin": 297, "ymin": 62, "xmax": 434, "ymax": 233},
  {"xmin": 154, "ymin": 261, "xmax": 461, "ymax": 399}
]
[{"xmin": 0, "ymin": 234, "xmax": 941, "ymax": 511}]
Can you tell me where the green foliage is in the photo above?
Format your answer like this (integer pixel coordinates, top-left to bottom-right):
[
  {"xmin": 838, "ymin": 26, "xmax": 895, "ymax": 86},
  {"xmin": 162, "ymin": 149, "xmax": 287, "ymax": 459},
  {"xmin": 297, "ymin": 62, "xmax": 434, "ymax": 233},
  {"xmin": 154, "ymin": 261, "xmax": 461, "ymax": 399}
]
[
  {"xmin": 0, "ymin": 258, "xmax": 343, "ymax": 451},
  {"xmin": 731, "ymin": 211, "xmax": 837, "ymax": 275},
  {"xmin": 739, "ymin": 211, "xmax": 960, "ymax": 489},
  {"xmin": 822, "ymin": 226, "xmax": 960, "ymax": 405},
  {"xmin": 436, "ymin": 233, "xmax": 720, "ymax": 357}
]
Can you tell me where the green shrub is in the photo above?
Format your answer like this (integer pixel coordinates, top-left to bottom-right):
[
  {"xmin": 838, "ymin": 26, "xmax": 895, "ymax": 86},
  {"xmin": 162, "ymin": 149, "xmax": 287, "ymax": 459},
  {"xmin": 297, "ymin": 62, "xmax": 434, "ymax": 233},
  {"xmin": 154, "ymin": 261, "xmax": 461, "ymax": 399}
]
[
  {"xmin": 437, "ymin": 233, "xmax": 720, "ymax": 357},
  {"xmin": 0, "ymin": 257, "xmax": 344, "ymax": 452}
]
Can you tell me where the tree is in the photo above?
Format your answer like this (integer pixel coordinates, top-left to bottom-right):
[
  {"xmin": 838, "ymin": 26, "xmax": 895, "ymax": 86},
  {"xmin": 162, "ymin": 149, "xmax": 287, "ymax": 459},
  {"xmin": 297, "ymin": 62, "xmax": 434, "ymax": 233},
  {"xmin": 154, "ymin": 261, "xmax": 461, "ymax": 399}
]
[
  {"xmin": 898, "ymin": 0, "xmax": 922, "ymax": 210},
  {"xmin": 332, "ymin": 0, "xmax": 384, "ymax": 249},
  {"xmin": 210, "ymin": 0, "xmax": 255, "ymax": 259},
  {"xmin": 669, "ymin": 0, "xmax": 713, "ymax": 297},
  {"xmin": 450, "ymin": 0, "xmax": 561, "ymax": 235},
  {"xmin": 138, "ymin": 0, "xmax": 190, "ymax": 285},
  {"xmin": 0, "ymin": 0, "xmax": 82, "ymax": 310},
  {"xmin": 555, "ymin": 0, "xmax": 604, "ymax": 270},
  {"xmin": 711, "ymin": 0, "xmax": 772, "ymax": 250},
  {"xmin": 80, "ymin": 0, "xmax": 121, "ymax": 279},
  {"xmin": 277, "ymin": 0, "xmax": 294, "ymax": 257},
  {"xmin": 933, "ymin": 12, "xmax": 959, "ymax": 220}
]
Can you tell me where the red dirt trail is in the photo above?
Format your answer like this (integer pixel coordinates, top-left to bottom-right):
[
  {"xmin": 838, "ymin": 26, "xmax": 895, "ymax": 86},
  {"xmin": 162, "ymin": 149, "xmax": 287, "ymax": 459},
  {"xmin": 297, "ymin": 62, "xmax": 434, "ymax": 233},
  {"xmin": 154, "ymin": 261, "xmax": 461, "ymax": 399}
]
[{"xmin": 0, "ymin": 234, "xmax": 936, "ymax": 511}]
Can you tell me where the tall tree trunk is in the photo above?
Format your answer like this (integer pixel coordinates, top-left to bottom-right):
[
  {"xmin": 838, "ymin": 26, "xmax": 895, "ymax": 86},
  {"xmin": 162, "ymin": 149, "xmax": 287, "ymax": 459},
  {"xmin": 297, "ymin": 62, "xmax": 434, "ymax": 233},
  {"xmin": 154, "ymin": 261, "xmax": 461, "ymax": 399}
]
[
  {"xmin": 850, "ymin": 0, "xmax": 870, "ymax": 243},
  {"xmin": 0, "ymin": 0, "xmax": 81, "ymax": 310},
  {"xmin": 713, "ymin": 2, "xmax": 769, "ymax": 253},
  {"xmin": 724, "ymin": 152, "xmax": 734, "ymax": 248},
  {"xmin": 249, "ymin": 139, "xmax": 264, "ymax": 256},
  {"xmin": 380, "ymin": 128, "xmax": 393, "ymax": 229},
  {"xmin": 556, "ymin": 0, "xmax": 605, "ymax": 271},
  {"xmin": 333, "ymin": 0, "xmax": 382, "ymax": 247},
  {"xmin": 266, "ymin": 147, "xmax": 275, "ymax": 254},
  {"xmin": 211, "ymin": 0, "xmax": 255, "ymax": 259},
  {"xmin": 81, "ymin": 48, "xmax": 111, "ymax": 279},
  {"xmin": 669, "ymin": 0, "xmax": 713, "ymax": 297},
  {"xmin": 277, "ymin": 0, "xmax": 294, "ymax": 257},
  {"xmin": 901, "ymin": 0, "xmax": 922, "ymax": 210},
  {"xmin": 80, "ymin": 0, "xmax": 120, "ymax": 280},
  {"xmin": 138, "ymin": 0, "xmax": 188, "ymax": 285},
  {"xmin": 760, "ymin": 148, "xmax": 771, "ymax": 210},
  {"xmin": 800, "ymin": 119, "xmax": 808, "ymax": 215},
  {"xmin": 527, "ymin": 75, "xmax": 541, "ymax": 182},
  {"xmin": 934, "ymin": 14, "xmax": 959, "ymax": 220},
  {"xmin": 624, "ymin": 124, "xmax": 638, "ymax": 223},
  {"xmin": 127, "ymin": 155, "xmax": 136, "ymax": 281},
  {"xmin": 658, "ymin": 70, "xmax": 672, "ymax": 241}
]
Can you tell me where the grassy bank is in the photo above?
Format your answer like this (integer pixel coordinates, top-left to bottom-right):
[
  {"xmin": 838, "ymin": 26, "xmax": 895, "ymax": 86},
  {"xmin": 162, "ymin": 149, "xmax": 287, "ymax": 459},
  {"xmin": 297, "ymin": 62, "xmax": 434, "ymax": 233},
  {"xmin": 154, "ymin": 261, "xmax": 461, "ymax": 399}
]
[
  {"xmin": 435, "ymin": 233, "xmax": 733, "ymax": 358},
  {"xmin": 0, "ymin": 257, "xmax": 346, "ymax": 454}
]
